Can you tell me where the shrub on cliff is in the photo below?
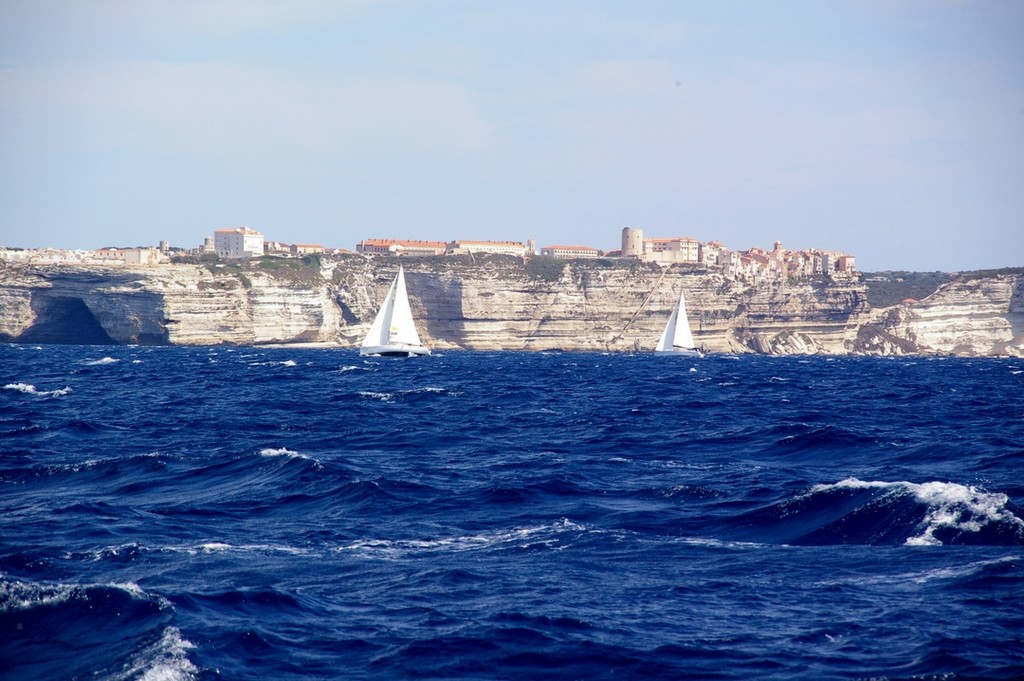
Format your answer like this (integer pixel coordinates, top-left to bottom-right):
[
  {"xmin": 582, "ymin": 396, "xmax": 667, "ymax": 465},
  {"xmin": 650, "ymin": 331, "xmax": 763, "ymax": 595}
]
[
  {"xmin": 863, "ymin": 271, "xmax": 954, "ymax": 308},
  {"xmin": 525, "ymin": 255, "xmax": 566, "ymax": 282}
]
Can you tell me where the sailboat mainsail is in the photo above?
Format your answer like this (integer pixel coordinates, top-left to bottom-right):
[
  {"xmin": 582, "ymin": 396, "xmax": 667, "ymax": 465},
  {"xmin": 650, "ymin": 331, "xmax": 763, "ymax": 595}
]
[
  {"xmin": 359, "ymin": 266, "xmax": 430, "ymax": 357},
  {"xmin": 655, "ymin": 288, "xmax": 702, "ymax": 356}
]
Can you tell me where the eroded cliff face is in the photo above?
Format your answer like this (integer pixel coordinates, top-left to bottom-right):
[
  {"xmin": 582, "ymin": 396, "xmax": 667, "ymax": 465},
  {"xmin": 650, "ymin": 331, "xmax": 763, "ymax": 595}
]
[
  {"xmin": 1, "ymin": 257, "xmax": 1021, "ymax": 356},
  {"xmin": 855, "ymin": 275, "xmax": 1024, "ymax": 357}
]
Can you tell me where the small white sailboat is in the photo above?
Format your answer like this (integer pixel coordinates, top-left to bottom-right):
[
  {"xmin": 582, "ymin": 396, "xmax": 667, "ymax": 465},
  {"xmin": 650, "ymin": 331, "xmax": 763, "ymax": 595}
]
[
  {"xmin": 655, "ymin": 288, "xmax": 703, "ymax": 357},
  {"xmin": 359, "ymin": 266, "xmax": 430, "ymax": 357}
]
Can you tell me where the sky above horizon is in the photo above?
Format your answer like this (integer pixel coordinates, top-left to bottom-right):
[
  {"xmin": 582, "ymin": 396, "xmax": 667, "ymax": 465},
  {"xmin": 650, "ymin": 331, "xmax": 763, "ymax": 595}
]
[{"xmin": 1, "ymin": 1, "xmax": 1022, "ymax": 272}]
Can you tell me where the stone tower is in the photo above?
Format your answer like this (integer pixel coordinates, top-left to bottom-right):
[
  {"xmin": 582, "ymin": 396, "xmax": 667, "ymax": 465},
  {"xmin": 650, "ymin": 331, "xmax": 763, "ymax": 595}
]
[{"xmin": 621, "ymin": 227, "xmax": 644, "ymax": 258}]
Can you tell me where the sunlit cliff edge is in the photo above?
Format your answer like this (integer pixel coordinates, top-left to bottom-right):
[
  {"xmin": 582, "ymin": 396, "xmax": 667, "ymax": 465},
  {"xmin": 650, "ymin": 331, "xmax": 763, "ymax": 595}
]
[{"xmin": 1, "ymin": 256, "xmax": 1022, "ymax": 357}]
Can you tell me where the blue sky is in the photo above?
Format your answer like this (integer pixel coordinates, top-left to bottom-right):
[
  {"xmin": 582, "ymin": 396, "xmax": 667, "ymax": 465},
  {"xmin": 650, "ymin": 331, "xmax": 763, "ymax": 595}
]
[{"xmin": 1, "ymin": 0, "xmax": 1021, "ymax": 271}]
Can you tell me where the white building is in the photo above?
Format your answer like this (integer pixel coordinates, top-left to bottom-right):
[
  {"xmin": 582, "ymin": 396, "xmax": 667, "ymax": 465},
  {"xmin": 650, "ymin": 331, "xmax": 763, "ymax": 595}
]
[
  {"xmin": 541, "ymin": 244, "xmax": 601, "ymax": 259},
  {"xmin": 124, "ymin": 247, "xmax": 165, "ymax": 265},
  {"xmin": 446, "ymin": 240, "xmax": 529, "ymax": 256},
  {"xmin": 641, "ymin": 237, "xmax": 701, "ymax": 264},
  {"xmin": 214, "ymin": 227, "xmax": 264, "ymax": 259},
  {"xmin": 356, "ymin": 239, "xmax": 447, "ymax": 255}
]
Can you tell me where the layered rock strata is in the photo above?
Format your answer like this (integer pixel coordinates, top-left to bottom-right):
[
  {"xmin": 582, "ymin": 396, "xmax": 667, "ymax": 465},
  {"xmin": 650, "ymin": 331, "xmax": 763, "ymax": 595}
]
[{"xmin": 1, "ymin": 257, "xmax": 1021, "ymax": 356}]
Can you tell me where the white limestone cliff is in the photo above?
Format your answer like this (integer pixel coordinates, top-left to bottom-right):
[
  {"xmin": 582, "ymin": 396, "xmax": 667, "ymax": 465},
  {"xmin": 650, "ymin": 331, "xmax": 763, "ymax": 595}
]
[{"xmin": 1, "ymin": 257, "xmax": 1021, "ymax": 356}]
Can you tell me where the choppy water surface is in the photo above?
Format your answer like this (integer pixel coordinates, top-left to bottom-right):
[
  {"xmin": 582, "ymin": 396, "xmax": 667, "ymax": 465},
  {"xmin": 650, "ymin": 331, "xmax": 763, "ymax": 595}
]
[{"xmin": 2, "ymin": 345, "xmax": 1023, "ymax": 679}]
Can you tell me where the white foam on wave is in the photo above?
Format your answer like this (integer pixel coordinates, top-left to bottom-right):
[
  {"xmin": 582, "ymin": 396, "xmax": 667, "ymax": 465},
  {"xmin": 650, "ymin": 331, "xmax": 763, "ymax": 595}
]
[
  {"xmin": 0, "ymin": 577, "xmax": 77, "ymax": 612},
  {"xmin": 258, "ymin": 447, "xmax": 322, "ymax": 468},
  {"xmin": 337, "ymin": 518, "xmax": 585, "ymax": 559},
  {"xmin": 676, "ymin": 536, "xmax": 767, "ymax": 549},
  {"xmin": 811, "ymin": 477, "xmax": 1024, "ymax": 546},
  {"xmin": 0, "ymin": 577, "xmax": 156, "ymax": 613},
  {"xmin": 358, "ymin": 390, "xmax": 394, "ymax": 402},
  {"xmin": 198, "ymin": 542, "xmax": 233, "ymax": 553},
  {"xmin": 0, "ymin": 578, "xmax": 196, "ymax": 678},
  {"xmin": 260, "ymin": 447, "xmax": 302, "ymax": 458},
  {"xmin": 108, "ymin": 626, "xmax": 198, "ymax": 681},
  {"xmin": 78, "ymin": 542, "xmax": 145, "ymax": 562},
  {"xmin": 3, "ymin": 382, "xmax": 72, "ymax": 397},
  {"xmin": 250, "ymin": 359, "xmax": 298, "ymax": 367},
  {"xmin": 168, "ymin": 542, "xmax": 310, "ymax": 556},
  {"xmin": 86, "ymin": 357, "xmax": 119, "ymax": 365}
]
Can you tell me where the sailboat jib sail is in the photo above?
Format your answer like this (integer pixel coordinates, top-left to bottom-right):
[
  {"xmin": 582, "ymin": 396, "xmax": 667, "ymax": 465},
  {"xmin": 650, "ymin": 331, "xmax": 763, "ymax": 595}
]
[
  {"xmin": 359, "ymin": 266, "xmax": 430, "ymax": 357},
  {"xmin": 655, "ymin": 288, "xmax": 702, "ymax": 357}
]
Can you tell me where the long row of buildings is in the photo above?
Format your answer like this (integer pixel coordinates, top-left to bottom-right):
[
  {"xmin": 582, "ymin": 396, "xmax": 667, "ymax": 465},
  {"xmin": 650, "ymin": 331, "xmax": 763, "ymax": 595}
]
[
  {"xmin": 350, "ymin": 228, "xmax": 857, "ymax": 281},
  {"xmin": 2, "ymin": 226, "xmax": 856, "ymax": 282}
]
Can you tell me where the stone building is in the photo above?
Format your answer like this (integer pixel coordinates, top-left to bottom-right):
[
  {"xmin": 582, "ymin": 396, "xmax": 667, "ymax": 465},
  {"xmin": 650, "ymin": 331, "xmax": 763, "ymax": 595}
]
[{"xmin": 214, "ymin": 227, "xmax": 264, "ymax": 259}]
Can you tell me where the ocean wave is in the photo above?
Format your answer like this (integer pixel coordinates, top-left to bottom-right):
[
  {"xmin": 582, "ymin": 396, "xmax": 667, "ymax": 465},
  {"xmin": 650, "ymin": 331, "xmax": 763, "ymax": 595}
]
[
  {"xmin": 356, "ymin": 386, "xmax": 455, "ymax": 403},
  {"xmin": 0, "ymin": 577, "xmax": 194, "ymax": 680},
  {"xmin": 731, "ymin": 478, "xmax": 1024, "ymax": 546},
  {"xmin": 249, "ymin": 359, "xmax": 299, "ymax": 367},
  {"xmin": 3, "ymin": 382, "xmax": 72, "ymax": 397},
  {"xmin": 85, "ymin": 357, "xmax": 119, "ymax": 366},
  {"xmin": 814, "ymin": 478, "xmax": 1024, "ymax": 546},
  {"xmin": 337, "ymin": 519, "xmax": 585, "ymax": 559},
  {"xmin": 103, "ymin": 626, "xmax": 198, "ymax": 681},
  {"xmin": 259, "ymin": 447, "xmax": 313, "ymax": 460},
  {"xmin": 816, "ymin": 554, "xmax": 1022, "ymax": 589},
  {"xmin": 166, "ymin": 542, "xmax": 312, "ymax": 556},
  {"xmin": 258, "ymin": 447, "xmax": 324, "ymax": 473}
]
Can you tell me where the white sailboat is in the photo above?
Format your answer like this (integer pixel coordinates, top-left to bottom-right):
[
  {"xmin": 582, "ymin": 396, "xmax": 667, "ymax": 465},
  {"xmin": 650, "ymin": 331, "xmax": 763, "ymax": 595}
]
[
  {"xmin": 359, "ymin": 266, "xmax": 430, "ymax": 357},
  {"xmin": 655, "ymin": 288, "xmax": 703, "ymax": 357}
]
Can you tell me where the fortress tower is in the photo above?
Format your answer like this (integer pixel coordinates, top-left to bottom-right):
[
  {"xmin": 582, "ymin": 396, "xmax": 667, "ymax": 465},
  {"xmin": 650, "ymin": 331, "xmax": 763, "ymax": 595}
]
[{"xmin": 621, "ymin": 227, "xmax": 644, "ymax": 258}]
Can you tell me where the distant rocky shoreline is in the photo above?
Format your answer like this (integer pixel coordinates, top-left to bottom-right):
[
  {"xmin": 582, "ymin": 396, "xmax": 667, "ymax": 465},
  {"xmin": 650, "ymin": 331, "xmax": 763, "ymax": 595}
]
[{"xmin": 1, "ymin": 256, "xmax": 1021, "ymax": 357}]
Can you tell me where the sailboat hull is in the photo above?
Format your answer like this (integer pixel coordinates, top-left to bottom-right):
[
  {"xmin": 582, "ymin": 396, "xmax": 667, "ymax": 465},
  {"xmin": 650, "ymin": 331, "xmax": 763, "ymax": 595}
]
[
  {"xmin": 656, "ymin": 347, "xmax": 703, "ymax": 357},
  {"xmin": 359, "ymin": 345, "xmax": 431, "ymax": 357}
]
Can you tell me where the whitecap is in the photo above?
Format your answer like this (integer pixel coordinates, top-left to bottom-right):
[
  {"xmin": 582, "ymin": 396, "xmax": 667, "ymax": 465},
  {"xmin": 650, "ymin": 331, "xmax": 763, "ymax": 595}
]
[
  {"xmin": 812, "ymin": 478, "xmax": 1024, "ymax": 546},
  {"xmin": 0, "ymin": 578, "xmax": 159, "ymax": 613},
  {"xmin": 168, "ymin": 542, "xmax": 310, "ymax": 557},
  {"xmin": 258, "ymin": 447, "xmax": 322, "ymax": 468},
  {"xmin": 109, "ymin": 626, "xmax": 198, "ymax": 681},
  {"xmin": 337, "ymin": 519, "xmax": 585, "ymax": 559},
  {"xmin": 3, "ymin": 382, "xmax": 72, "ymax": 397},
  {"xmin": 259, "ymin": 447, "xmax": 302, "ymax": 458},
  {"xmin": 4, "ymin": 382, "xmax": 38, "ymax": 394},
  {"xmin": 86, "ymin": 357, "xmax": 119, "ymax": 365},
  {"xmin": 358, "ymin": 391, "xmax": 394, "ymax": 402},
  {"xmin": 0, "ymin": 578, "xmax": 77, "ymax": 612},
  {"xmin": 675, "ymin": 537, "xmax": 767, "ymax": 549},
  {"xmin": 195, "ymin": 543, "xmax": 233, "ymax": 553},
  {"xmin": 907, "ymin": 481, "xmax": 1023, "ymax": 546},
  {"xmin": 249, "ymin": 359, "xmax": 298, "ymax": 367}
]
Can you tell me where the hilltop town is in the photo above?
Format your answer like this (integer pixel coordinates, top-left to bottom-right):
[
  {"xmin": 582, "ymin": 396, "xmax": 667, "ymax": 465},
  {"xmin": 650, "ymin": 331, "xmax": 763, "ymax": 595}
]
[{"xmin": 1, "ymin": 226, "xmax": 857, "ymax": 283}]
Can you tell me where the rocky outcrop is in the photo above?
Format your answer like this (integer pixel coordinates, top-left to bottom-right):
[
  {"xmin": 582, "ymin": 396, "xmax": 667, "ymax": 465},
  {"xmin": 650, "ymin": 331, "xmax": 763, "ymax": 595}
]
[
  {"xmin": 854, "ymin": 274, "xmax": 1024, "ymax": 357},
  {"xmin": 1, "ymin": 257, "xmax": 1021, "ymax": 356}
]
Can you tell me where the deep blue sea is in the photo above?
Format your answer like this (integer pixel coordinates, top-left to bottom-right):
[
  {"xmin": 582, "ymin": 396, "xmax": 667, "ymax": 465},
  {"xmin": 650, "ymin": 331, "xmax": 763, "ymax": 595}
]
[{"xmin": 2, "ymin": 344, "xmax": 1023, "ymax": 680}]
